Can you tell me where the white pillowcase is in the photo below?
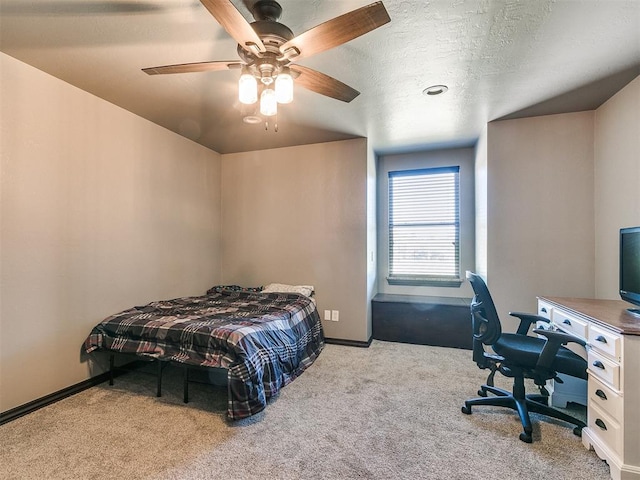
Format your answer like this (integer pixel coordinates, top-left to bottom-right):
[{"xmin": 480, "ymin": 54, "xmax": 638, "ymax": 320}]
[{"xmin": 262, "ymin": 283, "xmax": 314, "ymax": 297}]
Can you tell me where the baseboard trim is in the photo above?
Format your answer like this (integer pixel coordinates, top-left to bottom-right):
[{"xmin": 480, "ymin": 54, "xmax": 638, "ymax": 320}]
[
  {"xmin": 324, "ymin": 336, "xmax": 372, "ymax": 348},
  {"xmin": 0, "ymin": 373, "xmax": 111, "ymax": 425},
  {"xmin": 0, "ymin": 361, "xmax": 145, "ymax": 426}
]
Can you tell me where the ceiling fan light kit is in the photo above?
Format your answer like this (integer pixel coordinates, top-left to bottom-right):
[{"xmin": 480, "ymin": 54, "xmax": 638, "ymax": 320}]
[
  {"xmin": 260, "ymin": 87, "xmax": 278, "ymax": 116},
  {"xmin": 239, "ymin": 67, "xmax": 293, "ymax": 116},
  {"xmin": 143, "ymin": 0, "xmax": 391, "ymax": 126},
  {"xmin": 239, "ymin": 67, "xmax": 258, "ymax": 104},
  {"xmin": 275, "ymin": 67, "xmax": 294, "ymax": 104}
]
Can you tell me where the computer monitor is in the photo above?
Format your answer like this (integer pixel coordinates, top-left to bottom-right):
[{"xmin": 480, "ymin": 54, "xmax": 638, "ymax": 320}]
[{"xmin": 620, "ymin": 226, "xmax": 640, "ymax": 316}]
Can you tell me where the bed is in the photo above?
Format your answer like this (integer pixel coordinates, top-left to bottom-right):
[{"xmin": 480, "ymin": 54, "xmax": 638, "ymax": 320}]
[{"xmin": 83, "ymin": 284, "xmax": 324, "ymax": 420}]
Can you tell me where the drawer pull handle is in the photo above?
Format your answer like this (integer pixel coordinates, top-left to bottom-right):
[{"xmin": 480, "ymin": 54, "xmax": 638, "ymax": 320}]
[
  {"xmin": 595, "ymin": 418, "xmax": 607, "ymax": 430},
  {"xmin": 592, "ymin": 360, "xmax": 605, "ymax": 370},
  {"xmin": 595, "ymin": 389, "xmax": 608, "ymax": 400},
  {"xmin": 562, "ymin": 319, "xmax": 572, "ymax": 325},
  {"xmin": 595, "ymin": 335, "xmax": 607, "ymax": 344},
  {"xmin": 541, "ymin": 307, "xmax": 547, "ymax": 313}
]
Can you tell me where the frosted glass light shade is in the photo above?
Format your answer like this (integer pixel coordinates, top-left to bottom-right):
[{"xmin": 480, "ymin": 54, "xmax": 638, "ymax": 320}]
[
  {"xmin": 260, "ymin": 88, "xmax": 277, "ymax": 116},
  {"xmin": 238, "ymin": 72, "xmax": 258, "ymax": 104},
  {"xmin": 275, "ymin": 70, "xmax": 293, "ymax": 104}
]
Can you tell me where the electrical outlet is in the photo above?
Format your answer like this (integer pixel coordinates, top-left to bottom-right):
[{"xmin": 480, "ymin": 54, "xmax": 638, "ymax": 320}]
[
  {"xmin": 324, "ymin": 310, "xmax": 331, "ymax": 321},
  {"xmin": 331, "ymin": 310, "xmax": 339, "ymax": 322}
]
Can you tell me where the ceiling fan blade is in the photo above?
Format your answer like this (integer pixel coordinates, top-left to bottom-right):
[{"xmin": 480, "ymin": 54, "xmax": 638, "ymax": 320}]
[
  {"xmin": 279, "ymin": 1, "xmax": 390, "ymax": 61},
  {"xmin": 290, "ymin": 65, "xmax": 359, "ymax": 103},
  {"xmin": 143, "ymin": 61, "xmax": 242, "ymax": 75},
  {"xmin": 199, "ymin": 0, "xmax": 265, "ymax": 54}
]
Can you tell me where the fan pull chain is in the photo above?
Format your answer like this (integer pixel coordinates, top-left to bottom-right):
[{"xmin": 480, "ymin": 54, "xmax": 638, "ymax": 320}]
[{"xmin": 261, "ymin": 117, "xmax": 278, "ymax": 132}]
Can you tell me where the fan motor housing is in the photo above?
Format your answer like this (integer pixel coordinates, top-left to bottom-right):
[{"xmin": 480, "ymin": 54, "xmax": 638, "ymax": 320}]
[
  {"xmin": 251, "ymin": 0, "xmax": 283, "ymax": 22},
  {"xmin": 237, "ymin": 20, "xmax": 294, "ymax": 68},
  {"xmin": 238, "ymin": 21, "xmax": 293, "ymax": 54}
]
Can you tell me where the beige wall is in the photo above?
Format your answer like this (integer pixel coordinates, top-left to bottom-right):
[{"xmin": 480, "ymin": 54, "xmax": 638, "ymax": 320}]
[
  {"xmin": 594, "ymin": 76, "xmax": 640, "ymax": 299},
  {"xmin": 220, "ymin": 139, "xmax": 369, "ymax": 342},
  {"xmin": 474, "ymin": 127, "xmax": 488, "ymax": 279},
  {"xmin": 2, "ymin": 50, "xmax": 636, "ymax": 415},
  {"xmin": 0, "ymin": 53, "xmax": 222, "ymax": 412},
  {"xmin": 366, "ymin": 145, "xmax": 378, "ymax": 340},
  {"xmin": 481, "ymin": 77, "xmax": 640, "ymax": 327},
  {"xmin": 485, "ymin": 112, "xmax": 596, "ymax": 329},
  {"xmin": 377, "ymin": 147, "xmax": 476, "ymax": 299}
]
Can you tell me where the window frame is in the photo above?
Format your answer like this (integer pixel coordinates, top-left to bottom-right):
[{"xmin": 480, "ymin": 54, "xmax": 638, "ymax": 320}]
[{"xmin": 386, "ymin": 165, "xmax": 462, "ymax": 287}]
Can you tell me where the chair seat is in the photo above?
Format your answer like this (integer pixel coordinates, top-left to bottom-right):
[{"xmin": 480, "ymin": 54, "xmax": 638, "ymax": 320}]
[{"xmin": 494, "ymin": 333, "xmax": 587, "ymax": 380}]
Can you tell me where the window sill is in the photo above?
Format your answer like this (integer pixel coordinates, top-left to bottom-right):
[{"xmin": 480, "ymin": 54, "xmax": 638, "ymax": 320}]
[{"xmin": 386, "ymin": 277, "xmax": 463, "ymax": 288}]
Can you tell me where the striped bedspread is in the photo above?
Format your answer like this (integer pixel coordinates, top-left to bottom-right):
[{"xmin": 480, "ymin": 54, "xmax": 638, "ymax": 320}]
[{"xmin": 84, "ymin": 289, "xmax": 325, "ymax": 419}]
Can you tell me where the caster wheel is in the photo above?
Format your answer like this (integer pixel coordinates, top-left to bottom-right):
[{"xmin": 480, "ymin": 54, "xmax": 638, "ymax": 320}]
[
  {"xmin": 461, "ymin": 405, "xmax": 472, "ymax": 415},
  {"xmin": 519, "ymin": 432, "xmax": 532, "ymax": 443},
  {"xmin": 478, "ymin": 389, "xmax": 488, "ymax": 397},
  {"xmin": 573, "ymin": 426, "xmax": 583, "ymax": 437}
]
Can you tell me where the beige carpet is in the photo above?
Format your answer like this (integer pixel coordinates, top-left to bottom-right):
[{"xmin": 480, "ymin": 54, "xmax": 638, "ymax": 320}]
[{"xmin": 0, "ymin": 341, "xmax": 610, "ymax": 479}]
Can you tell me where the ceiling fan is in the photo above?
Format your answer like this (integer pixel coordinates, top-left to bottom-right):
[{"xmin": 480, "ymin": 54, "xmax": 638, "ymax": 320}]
[{"xmin": 143, "ymin": 0, "xmax": 390, "ymax": 121}]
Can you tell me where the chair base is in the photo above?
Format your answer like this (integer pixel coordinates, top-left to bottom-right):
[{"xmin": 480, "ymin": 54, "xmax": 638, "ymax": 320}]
[{"xmin": 461, "ymin": 379, "xmax": 586, "ymax": 443}]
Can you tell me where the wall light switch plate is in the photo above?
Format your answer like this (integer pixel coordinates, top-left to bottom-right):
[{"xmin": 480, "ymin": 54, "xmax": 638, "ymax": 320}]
[
  {"xmin": 331, "ymin": 310, "xmax": 339, "ymax": 322},
  {"xmin": 324, "ymin": 310, "xmax": 331, "ymax": 321}
]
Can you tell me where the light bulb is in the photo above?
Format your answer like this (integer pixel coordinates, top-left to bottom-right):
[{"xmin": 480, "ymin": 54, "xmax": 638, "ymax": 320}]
[
  {"xmin": 238, "ymin": 69, "xmax": 257, "ymax": 105},
  {"xmin": 275, "ymin": 69, "xmax": 293, "ymax": 104},
  {"xmin": 260, "ymin": 88, "xmax": 277, "ymax": 116}
]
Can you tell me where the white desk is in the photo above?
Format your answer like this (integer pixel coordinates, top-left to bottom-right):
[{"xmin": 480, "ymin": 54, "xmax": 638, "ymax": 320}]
[{"xmin": 538, "ymin": 297, "xmax": 640, "ymax": 480}]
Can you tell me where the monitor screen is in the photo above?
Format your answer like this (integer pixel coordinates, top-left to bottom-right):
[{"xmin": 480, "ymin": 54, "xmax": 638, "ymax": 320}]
[{"xmin": 620, "ymin": 226, "xmax": 640, "ymax": 314}]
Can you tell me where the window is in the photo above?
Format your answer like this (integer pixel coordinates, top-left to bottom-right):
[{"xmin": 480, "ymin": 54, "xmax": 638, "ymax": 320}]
[{"xmin": 387, "ymin": 166, "xmax": 461, "ymax": 286}]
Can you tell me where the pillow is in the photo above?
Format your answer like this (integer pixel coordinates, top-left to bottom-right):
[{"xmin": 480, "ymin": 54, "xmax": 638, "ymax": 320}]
[
  {"xmin": 261, "ymin": 283, "xmax": 314, "ymax": 297},
  {"xmin": 206, "ymin": 285, "xmax": 263, "ymax": 295}
]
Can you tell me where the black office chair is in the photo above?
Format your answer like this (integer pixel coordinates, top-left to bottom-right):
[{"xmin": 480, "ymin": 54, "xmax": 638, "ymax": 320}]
[{"xmin": 461, "ymin": 271, "xmax": 588, "ymax": 443}]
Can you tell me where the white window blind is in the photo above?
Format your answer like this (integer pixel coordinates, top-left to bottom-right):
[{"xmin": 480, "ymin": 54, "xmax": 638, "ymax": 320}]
[{"xmin": 388, "ymin": 166, "xmax": 460, "ymax": 285}]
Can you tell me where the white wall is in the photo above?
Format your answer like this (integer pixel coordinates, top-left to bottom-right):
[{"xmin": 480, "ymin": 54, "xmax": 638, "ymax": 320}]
[
  {"xmin": 594, "ymin": 76, "xmax": 640, "ymax": 299},
  {"xmin": 220, "ymin": 139, "xmax": 369, "ymax": 342},
  {"xmin": 485, "ymin": 112, "xmax": 596, "ymax": 329},
  {"xmin": 0, "ymin": 53, "xmax": 222, "ymax": 412}
]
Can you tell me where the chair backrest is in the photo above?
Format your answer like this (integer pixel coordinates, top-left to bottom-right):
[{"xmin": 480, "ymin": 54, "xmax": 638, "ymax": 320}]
[{"xmin": 466, "ymin": 271, "xmax": 502, "ymax": 365}]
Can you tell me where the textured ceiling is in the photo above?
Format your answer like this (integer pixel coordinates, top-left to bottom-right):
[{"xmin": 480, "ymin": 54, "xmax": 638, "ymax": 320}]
[{"xmin": 1, "ymin": 0, "xmax": 639, "ymax": 154}]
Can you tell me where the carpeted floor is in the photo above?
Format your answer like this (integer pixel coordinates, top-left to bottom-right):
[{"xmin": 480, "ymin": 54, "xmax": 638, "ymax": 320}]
[{"xmin": 0, "ymin": 341, "xmax": 610, "ymax": 479}]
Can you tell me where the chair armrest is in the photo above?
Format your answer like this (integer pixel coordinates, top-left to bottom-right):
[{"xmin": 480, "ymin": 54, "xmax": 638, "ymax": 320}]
[
  {"xmin": 533, "ymin": 328, "xmax": 587, "ymax": 370},
  {"xmin": 510, "ymin": 312, "xmax": 550, "ymax": 335}
]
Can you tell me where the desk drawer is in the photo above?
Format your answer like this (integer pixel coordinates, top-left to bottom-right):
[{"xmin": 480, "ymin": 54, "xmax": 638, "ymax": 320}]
[
  {"xmin": 537, "ymin": 301, "xmax": 552, "ymax": 320},
  {"xmin": 588, "ymin": 374, "xmax": 623, "ymax": 421},
  {"xmin": 588, "ymin": 324, "xmax": 621, "ymax": 361},
  {"xmin": 588, "ymin": 402, "xmax": 622, "ymax": 457},
  {"xmin": 553, "ymin": 309, "xmax": 588, "ymax": 339},
  {"xmin": 588, "ymin": 350, "xmax": 620, "ymax": 390}
]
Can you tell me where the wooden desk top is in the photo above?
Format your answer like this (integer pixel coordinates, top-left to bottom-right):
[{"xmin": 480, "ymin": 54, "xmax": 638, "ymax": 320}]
[{"xmin": 539, "ymin": 296, "xmax": 640, "ymax": 336}]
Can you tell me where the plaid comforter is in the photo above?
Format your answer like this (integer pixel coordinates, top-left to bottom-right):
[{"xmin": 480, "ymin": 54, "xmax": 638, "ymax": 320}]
[{"xmin": 84, "ymin": 290, "xmax": 324, "ymax": 419}]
